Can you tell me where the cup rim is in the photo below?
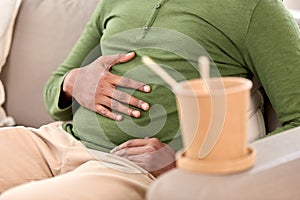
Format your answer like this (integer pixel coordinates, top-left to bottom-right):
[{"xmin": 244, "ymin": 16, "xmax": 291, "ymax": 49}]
[{"xmin": 173, "ymin": 77, "xmax": 253, "ymax": 96}]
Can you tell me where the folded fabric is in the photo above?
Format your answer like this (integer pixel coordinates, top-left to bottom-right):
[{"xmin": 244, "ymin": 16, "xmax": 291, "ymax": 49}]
[
  {"xmin": 247, "ymin": 77, "xmax": 266, "ymax": 142},
  {"xmin": 0, "ymin": 0, "xmax": 22, "ymax": 126}
]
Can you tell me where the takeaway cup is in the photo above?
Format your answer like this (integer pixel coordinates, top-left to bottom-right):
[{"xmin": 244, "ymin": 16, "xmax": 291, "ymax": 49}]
[{"xmin": 174, "ymin": 77, "xmax": 256, "ymax": 174}]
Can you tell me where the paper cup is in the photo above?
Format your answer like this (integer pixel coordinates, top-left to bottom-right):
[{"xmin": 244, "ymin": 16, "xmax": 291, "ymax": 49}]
[{"xmin": 174, "ymin": 77, "xmax": 256, "ymax": 174}]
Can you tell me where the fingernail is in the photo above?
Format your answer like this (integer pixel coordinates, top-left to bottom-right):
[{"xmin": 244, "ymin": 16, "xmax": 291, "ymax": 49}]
[
  {"xmin": 115, "ymin": 115, "xmax": 123, "ymax": 121},
  {"xmin": 126, "ymin": 51, "xmax": 135, "ymax": 56},
  {"xmin": 141, "ymin": 102, "xmax": 149, "ymax": 110},
  {"xmin": 132, "ymin": 110, "xmax": 141, "ymax": 118},
  {"xmin": 143, "ymin": 85, "xmax": 151, "ymax": 92}
]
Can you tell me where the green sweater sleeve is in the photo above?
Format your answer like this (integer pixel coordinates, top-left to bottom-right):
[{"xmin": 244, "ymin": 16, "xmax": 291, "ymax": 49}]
[
  {"xmin": 43, "ymin": 1, "xmax": 103, "ymax": 121},
  {"xmin": 243, "ymin": 0, "xmax": 300, "ymax": 134}
]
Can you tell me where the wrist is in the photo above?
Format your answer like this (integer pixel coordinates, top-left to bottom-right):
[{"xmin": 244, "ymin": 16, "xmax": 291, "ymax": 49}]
[
  {"xmin": 58, "ymin": 69, "xmax": 78, "ymax": 109},
  {"xmin": 62, "ymin": 69, "xmax": 78, "ymax": 100}
]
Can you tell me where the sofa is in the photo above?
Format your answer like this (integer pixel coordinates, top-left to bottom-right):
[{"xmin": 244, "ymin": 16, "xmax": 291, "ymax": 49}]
[
  {"xmin": 1, "ymin": 0, "xmax": 299, "ymax": 130},
  {"xmin": 0, "ymin": 0, "xmax": 300, "ymax": 199},
  {"xmin": 1, "ymin": 0, "xmax": 99, "ymax": 128}
]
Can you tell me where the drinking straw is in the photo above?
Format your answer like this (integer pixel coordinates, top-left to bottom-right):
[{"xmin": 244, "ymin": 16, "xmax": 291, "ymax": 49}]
[
  {"xmin": 141, "ymin": 56, "xmax": 178, "ymax": 88},
  {"xmin": 142, "ymin": 55, "xmax": 217, "ymax": 159},
  {"xmin": 198, "ymin": 56, "xmax": 210, "ymax": 91}
]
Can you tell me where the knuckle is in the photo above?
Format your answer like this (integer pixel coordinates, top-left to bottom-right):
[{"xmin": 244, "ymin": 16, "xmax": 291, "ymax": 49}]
[
  {"xmin": 110, "ymin": 112, "xmax": 119, "ymax": 120},
  {"xmin": 102, "ymin": 98, "xmax": 110, "ymax": 106},
  {"xmin": 131, "ymin": 99, "xmax": 141, "ymax": 107},
  {"xmin": 145, "ymin": 146, "xmax": 156, "ymax": 152},
  {"xmin": 125, "ymin": 140, "xmax": 132, "ymax": 147},
  {"xmin": 129, "ymin": 98, "xmax": 146, "ymax": 110},
  {"xmin": 100, "ymin": 109, "xmax": 107, "ymax": 116},
  {"xmin": 116, "ymin": 54, "xmax": 123, "ymax": 60},
  {"xmin": 95, "ymin": 106, "xmax": 111, "ymax": 118},
  {"xmin": 137, "ymin": 100, "xmax": 144, "ymax": 107},
  {"xmin": 128, "ymin": 108, "xmax": 135, "ymax": 116},
  {"xmin": 100, "ymin": 72, "xmax": 110, "ymax": 80},
  {"xmin": 111, "ymin": 54, "xmax": 122, "ymax": 64},
  {"xmin": 96, "ymin": 84, "xmax": 105, "ymax": 93},
  {"xmin": 149, "ymin": 138, "xmax": 160, "ymax": 145},
  {"xmin": 118, "ymin": 92, "xmax": 128, "ymax": 102},
  {"xmin": 111, "ymin": 100, "xmax": 119, "ymax": 110},
  {"xmin": 119, "ymin": 149, "xmax": 127, "ymax": 156},
  {"xmin": 102, "ymin": 62, "xmax": 110, "ymax": 70},
  {"xmin": 121, "ymin": 77, "xmax": 131, "ymax": 85},
  {"xmin": 133, "ymin": 99, "xmax": 140, "ymax": 106}
]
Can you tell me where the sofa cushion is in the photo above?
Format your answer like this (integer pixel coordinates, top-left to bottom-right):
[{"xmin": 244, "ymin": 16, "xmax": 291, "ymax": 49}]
[
  {"xmin": 1, "ymin": 0, "xmax": 99, "ymax": 127},
  {"xmin": 0, "ymin": 0, "xmax": 22, "ymax": 127}
]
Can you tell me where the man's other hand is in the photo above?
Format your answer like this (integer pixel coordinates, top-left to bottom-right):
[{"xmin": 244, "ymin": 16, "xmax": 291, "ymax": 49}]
[{"xmin": 110, "ymin": 138, "xmax": 176, "ymax": 177}]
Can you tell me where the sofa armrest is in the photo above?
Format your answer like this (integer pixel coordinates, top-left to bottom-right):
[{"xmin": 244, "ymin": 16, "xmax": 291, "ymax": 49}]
[{"xmin": 147, "ymin": 126, "xmax": 300, "ymax": 200}]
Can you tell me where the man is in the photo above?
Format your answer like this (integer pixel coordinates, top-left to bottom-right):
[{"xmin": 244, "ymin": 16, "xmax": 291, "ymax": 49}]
[{"xmin": 1, "ymin": 0, "xmax": 300, "ymax": 199}]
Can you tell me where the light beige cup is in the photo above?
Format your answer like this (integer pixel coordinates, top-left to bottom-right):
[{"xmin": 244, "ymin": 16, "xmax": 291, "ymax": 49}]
[{"xmin": 174, "ymin": 77, "xmax": 256, "ymax": 174}]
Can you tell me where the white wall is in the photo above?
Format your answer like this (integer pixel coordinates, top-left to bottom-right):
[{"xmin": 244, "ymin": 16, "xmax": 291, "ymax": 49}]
[{"xmin": 284, "ymin": 0, "xmax": 300, "ymax": 9}]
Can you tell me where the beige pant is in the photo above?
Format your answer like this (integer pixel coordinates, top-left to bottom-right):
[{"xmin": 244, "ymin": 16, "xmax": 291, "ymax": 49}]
[{"xmin": 0, "ymin": 122, "xmax": 155, "ymax": 200}]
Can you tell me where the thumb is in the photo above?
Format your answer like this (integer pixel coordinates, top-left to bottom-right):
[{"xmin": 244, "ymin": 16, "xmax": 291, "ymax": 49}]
[
  {"xmin": 118, "ymin": 52, "xmax": 136, "ymax": 63},
  {"xmin": 104, "ymin": 52, "xmax": 136, "ymax": 71}
]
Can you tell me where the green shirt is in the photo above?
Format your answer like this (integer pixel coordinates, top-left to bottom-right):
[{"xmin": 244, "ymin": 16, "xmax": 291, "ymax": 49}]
[{"xmin": 44, "ymin": 0, "xmax": 300, "ymax": 152}]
